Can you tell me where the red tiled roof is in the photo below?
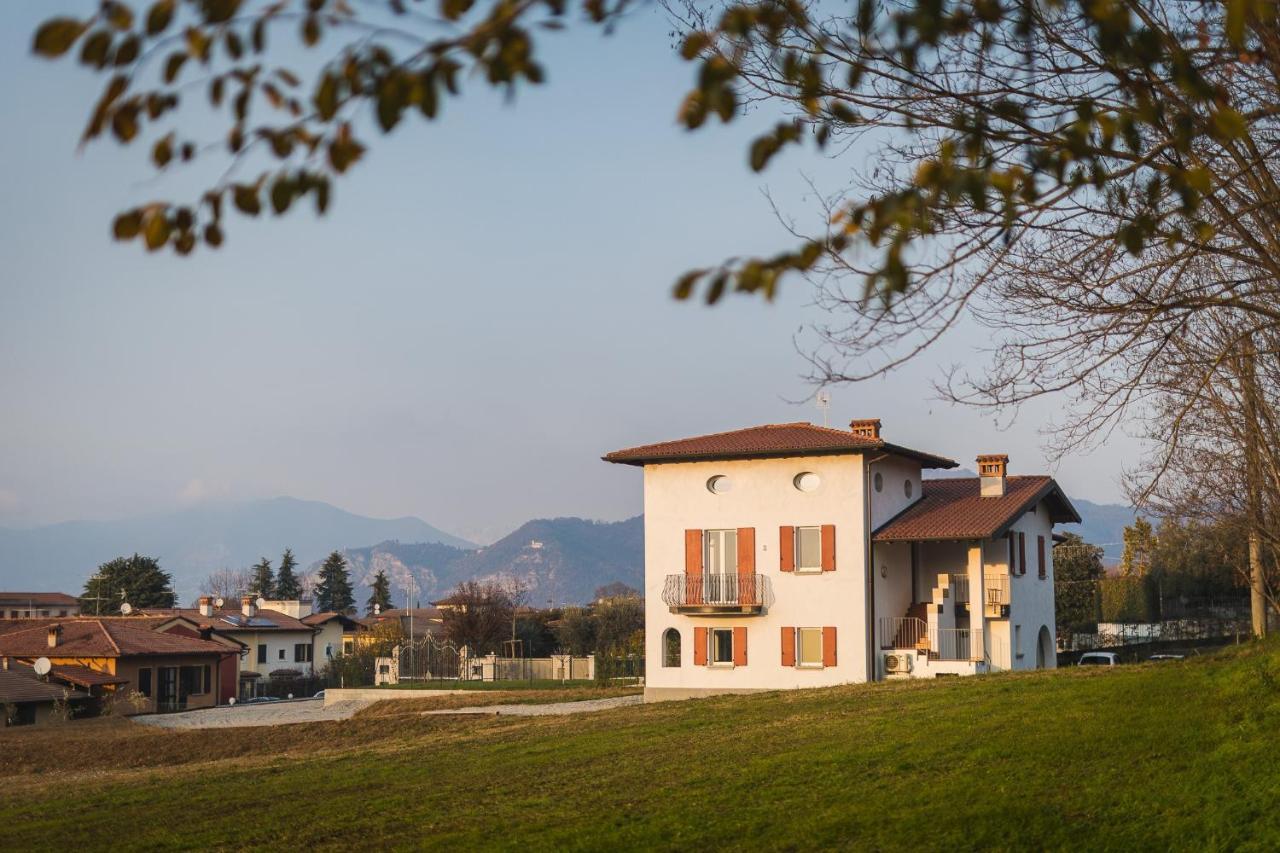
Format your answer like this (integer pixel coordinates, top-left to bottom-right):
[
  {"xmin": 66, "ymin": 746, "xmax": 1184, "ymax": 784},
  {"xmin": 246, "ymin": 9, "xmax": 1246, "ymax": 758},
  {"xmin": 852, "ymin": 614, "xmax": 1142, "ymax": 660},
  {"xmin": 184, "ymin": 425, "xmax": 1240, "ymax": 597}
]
[
  {"xmin": 301, "ymin": 611, "xmax": 363, "ymax": 628},
  {"xmin": 872, "ymin": 476, "xmax": 1081, "ymax": 542},
  {"xmin": 604, "ymin": 422, "xmax": 956, "ymax": 468},
  {"xmin": 0, "ymin": 592, "xmax": 80, "ymax": 607},
  {"xmin": 0, "ymin": 619, "xmax": 235, "ymax": 659},
  {"xmin": 48, "ymin": 663, "xmax": 130, "ymax": 687}
]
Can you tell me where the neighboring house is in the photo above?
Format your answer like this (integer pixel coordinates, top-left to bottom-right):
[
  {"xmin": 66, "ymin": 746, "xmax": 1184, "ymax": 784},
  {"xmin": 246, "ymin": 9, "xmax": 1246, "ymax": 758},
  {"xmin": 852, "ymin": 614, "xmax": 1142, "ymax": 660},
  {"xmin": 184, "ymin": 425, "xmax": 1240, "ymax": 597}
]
[
  {"xmin": 144, "ymin": 596, "xmax": 318, "ymax": 697},
  {"xmin": 0, "ymin": 592, "xmax": 81, "ymax": 619},
  {"xmin": 604, "ymin": 419, "xmax": 1080, "ymax": 701},
  {"xmin": 0, "ymin": 618, "xmax": 237, "ymax": 713},
  {"xmin": 302, "ymin": 611, "xmax": 365, "ymax": 664},
  {"xmin": 0, "ymin": 661, "xmax": 90, "ymax": 725},
  {"xmin": 364, "ymin": 607, "xmax": 445, "ymax": 642}
]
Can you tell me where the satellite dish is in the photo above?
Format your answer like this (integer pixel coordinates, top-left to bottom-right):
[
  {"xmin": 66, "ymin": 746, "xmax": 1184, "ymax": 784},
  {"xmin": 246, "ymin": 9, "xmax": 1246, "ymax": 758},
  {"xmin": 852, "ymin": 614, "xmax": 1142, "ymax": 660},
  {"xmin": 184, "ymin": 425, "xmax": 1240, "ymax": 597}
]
[
  {"xmin": 120, "ymin": 602, "xmax": 133, "ymax": 615},
  {"xmin": 215, "ymin": 598, "xmax": 224, "ymax": 607},
  {"xmin": 33, "ymin": 657, "xmax": 51, "ymax": 676}
]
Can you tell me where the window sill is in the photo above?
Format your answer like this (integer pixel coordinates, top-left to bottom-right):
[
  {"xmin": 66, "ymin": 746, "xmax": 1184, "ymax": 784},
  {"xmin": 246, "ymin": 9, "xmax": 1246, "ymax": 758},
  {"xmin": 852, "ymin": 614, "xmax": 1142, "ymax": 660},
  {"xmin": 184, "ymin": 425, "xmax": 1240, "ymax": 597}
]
[
  {"xmin": 794, "ymin": 568, "xmax": 824, "ymax": 575},
  {"xmin": 795, "ymin": 663, "xmax": 825, "ymax": 670}
]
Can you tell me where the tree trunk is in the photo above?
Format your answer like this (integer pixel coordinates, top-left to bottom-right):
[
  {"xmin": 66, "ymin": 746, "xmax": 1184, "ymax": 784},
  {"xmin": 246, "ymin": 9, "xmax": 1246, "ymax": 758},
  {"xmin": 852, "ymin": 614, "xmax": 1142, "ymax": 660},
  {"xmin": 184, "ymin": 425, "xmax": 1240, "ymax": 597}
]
[{"xmin": 1241, "ymin": 341, "xmax": 1268, "ymax": 638}]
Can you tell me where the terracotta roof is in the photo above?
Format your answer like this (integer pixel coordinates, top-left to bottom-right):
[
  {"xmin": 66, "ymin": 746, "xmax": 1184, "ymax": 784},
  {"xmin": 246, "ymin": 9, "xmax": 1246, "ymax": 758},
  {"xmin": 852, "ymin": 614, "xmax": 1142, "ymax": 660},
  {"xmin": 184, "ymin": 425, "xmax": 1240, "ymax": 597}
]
[
  {"xmin": 873, "ymin": 476, "xmax": 1081, "ymax": 542},
  {"xmin": 301, "ymin": 611, "xmax": 364, "ymax": 628},
  {"xmin": 603, "ymin": 422, "xmax": 957, "ymax": 468},
  {"xmin": 139, "ymin": 607, "xmax": 316, "ymax": 633},
  {"xmin": 0, "ymin": 668, "xmax": 90, "ymax": 704},
  {"xmin": 0, "ymin": 619, "xmax": 235, "ymax": 659},
  {"xmin": 0, "ymin": 592, "xmax": 80, "ymax": 607}
]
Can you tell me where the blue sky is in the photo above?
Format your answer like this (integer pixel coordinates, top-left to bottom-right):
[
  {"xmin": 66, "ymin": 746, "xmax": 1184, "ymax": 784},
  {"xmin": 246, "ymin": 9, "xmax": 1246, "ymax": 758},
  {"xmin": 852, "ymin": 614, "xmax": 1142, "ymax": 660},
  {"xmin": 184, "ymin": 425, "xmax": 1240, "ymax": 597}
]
[{"xmin": 0, "ymin": 4, "xmax": 1139, "ymax": 544}]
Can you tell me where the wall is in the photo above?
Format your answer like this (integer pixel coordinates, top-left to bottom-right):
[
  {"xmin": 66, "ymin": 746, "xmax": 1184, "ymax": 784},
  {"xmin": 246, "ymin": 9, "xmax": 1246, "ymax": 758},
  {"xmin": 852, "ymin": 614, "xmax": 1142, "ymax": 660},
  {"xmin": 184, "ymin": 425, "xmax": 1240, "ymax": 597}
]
[
  {"xmin": 1004, "ymin": 500, "xmax": 1057, "ymax": 670},
  {"xmin": 230, "ymin": 629, "xmax": 318, "ymax": 677},
  {"xmin": 868, "ymin": 455, "xmax": 924, "ymax": 531},
  {"xmin": 114, "ymin": 654, "xmax": 227, "ymax": 713},
  {"xmin": 643, "ymin": 453, "xmax": 870, "ymax": 696},
  {"xmin": 312, "ymin": 621, "xmax": 345, "ymax": 671}
]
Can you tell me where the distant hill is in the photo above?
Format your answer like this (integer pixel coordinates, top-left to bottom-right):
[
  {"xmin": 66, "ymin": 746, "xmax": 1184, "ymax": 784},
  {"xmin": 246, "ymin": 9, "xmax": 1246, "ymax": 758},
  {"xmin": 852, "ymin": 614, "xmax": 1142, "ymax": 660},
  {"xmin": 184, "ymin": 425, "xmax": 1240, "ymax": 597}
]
[
  {"xmin": 1058, "ymin": 498, "xmax": 1136, "ymax": 563},
  {"xmin": 0, "ymin": 497, "xmax": 473, "ymax": 600},
  {"xmin": 343, "ymin": 516, "xmax": 643, "ymax": 607}
]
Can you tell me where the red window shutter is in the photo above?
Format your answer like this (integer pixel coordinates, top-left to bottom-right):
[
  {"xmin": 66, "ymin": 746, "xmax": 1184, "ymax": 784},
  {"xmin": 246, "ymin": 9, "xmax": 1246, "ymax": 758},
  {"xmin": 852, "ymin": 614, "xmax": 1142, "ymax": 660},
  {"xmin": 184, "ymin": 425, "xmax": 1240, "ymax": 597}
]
[
  {"xmin": 821, "ymin": 524, "xmax": 837, "ymax": 572},
  {"xmin": 685, "ymin": 529, "xmax": 704, "ymax": 604},
  {"xmin": 693, "ymin": 626, "xmax": 708, "ymax": 666},
  {"xmin": 822, "ymin": 626, "xmax": 837, "ymax": 667},
  {"xmin": 1037, "ymin": 535, "xmax": 1046, "ymax": 579},
  {"xmin": 781, "ymin": 627, "xmax": 796, "ymax": 667},
  {"xmin": 733, "ymin": 627, "xmax": 747, "ymax": 666},
  {"xmin": 1019, "ymin": 532, "xmax": 1026, "ymax": 576},
  {"xmin": 737, "ymin": 527, "xmax": 756, "ymax": 605},
  {"xmin": 780, "ymin": 526, "xmax": 795, "ymax": 572},
  {"xmin": 1007, "ymin": 532, "xmax": 1015, "ymax": 572}
]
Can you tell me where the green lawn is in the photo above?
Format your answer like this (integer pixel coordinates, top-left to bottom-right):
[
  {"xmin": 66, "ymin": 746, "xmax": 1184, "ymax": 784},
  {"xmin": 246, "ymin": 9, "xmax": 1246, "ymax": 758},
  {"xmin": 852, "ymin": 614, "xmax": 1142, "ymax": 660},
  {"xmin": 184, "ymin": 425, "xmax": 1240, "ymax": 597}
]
[{"xmin": 4, "ymin": 641, "xmax": 1280, "ymax": 850}]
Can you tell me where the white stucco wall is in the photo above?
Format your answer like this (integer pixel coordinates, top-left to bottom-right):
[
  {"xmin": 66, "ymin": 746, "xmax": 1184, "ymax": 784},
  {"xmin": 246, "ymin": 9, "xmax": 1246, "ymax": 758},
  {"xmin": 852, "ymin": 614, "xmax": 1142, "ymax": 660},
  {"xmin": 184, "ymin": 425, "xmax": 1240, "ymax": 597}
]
[
  {"xmin": 643, "ymin": 453, "xmax": 871, "ymax": 693},
  {"xmin": 232, "ymin": 629, "xmax": 319, "ymax": 677},
  {"xmin": 312, "ymin": 622, "xmax": 345, "ymax": 670},
  {"xmin": 1004, "ymin": 500, "xmax": 1057, "ymax": 669},
  {"xmin": 868, "ymin": 455, "xmax": 924, "ymax": 530}
]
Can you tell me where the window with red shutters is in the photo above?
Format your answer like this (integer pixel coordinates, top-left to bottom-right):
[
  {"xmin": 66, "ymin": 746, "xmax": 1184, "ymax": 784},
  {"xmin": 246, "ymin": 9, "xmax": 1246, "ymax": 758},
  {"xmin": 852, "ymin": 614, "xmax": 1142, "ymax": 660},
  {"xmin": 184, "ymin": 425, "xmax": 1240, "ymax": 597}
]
[
  {"xmin": 685, "ymin": 529, "xmax": 704, "ymax": 604},
  {"xmin": 1037, "ymin": 535, "xmax": 1046, "ymax": 579},
  {"xmin": 821, "ymin": 525, "xmax": 837, "ymax": 571},
  {"xmin": 822, "ymin": 627, "xmax": 837, "ymax": 667},
  {"xmin": 1018, "ymin": 532, "xmax": 1027, "ymax": 576},
  {"xmin": 780, "ymin": 526, "xmax": 795, "ymax": 572},
  {"xmin": 693, "ymin": 626, "xmax": 708, "ymax": 666},
  {"xmin": 733, "ymin": 627, "xmax": 747, "ymax": 666},
  {"xmin": 780, "ymin": 627, "xmax": 796, "ymax": 667}
]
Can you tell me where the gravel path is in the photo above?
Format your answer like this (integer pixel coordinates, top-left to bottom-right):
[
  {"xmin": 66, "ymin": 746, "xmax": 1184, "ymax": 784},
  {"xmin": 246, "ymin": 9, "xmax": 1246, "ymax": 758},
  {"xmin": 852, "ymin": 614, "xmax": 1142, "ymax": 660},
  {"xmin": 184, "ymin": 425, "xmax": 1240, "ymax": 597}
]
[
  {"xmin": 132, "ymin": 698, "xmax": 371, "ymax": 729},
  {"xmin": 420, "ymin": 695, "xmax": 643, "ymax": 716}
]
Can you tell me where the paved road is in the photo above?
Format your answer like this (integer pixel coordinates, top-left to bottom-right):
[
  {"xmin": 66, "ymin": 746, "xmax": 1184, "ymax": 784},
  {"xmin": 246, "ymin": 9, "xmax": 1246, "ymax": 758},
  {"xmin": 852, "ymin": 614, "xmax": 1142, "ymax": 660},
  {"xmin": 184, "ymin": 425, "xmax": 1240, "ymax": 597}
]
[
  {"xmin": 420, "ymin": 695, "xmax": 643, "ymax": 716},
  {"xmin": 132, "ymin": 698, "xmax": 370, "ymax": 729}
]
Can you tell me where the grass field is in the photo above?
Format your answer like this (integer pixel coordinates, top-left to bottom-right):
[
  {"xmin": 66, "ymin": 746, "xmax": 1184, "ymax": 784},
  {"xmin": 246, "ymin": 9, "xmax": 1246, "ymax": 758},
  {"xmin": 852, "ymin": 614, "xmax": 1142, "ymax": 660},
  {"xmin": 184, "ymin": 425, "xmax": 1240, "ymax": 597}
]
[{"xmin": 4, "ymin": 641, "xmax": 1280, "ymax": 850}]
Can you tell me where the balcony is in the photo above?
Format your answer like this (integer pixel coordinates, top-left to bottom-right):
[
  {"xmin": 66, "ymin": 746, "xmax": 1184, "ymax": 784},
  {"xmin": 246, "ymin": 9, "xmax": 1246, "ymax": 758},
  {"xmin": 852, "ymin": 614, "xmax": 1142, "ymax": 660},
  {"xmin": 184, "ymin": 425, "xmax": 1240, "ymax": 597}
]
[
  {"xmin": 984, "ymin": 574, "xmax": 1010, "ymax": 617},
  {"xmin": 662, "ymin": 574, "xmax": 767, "ymax": 615},
  {"xmin": 878, "ymin": 616, "xmax": 980, "ymax": 661}
]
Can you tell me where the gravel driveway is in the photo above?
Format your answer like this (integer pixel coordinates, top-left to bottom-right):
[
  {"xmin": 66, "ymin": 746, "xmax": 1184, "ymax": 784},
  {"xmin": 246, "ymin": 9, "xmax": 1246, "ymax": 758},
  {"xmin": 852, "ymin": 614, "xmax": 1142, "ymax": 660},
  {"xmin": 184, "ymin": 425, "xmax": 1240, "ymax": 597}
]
[
  {"xmin": 131, "ymin": 698, "xmax": 370, "ymax": 729},
  {"xmin": 420, "ymin": 695, "xmax": 643, "ymax": 716}
]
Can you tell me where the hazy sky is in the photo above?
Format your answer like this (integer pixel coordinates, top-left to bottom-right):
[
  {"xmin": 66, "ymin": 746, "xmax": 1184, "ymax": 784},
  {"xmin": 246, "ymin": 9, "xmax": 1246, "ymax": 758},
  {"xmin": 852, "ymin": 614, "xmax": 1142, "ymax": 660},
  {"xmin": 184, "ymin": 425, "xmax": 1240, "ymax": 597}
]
[{"xmin": 0, "ymin": 5, "xmax": 1141, "ymax": 544}]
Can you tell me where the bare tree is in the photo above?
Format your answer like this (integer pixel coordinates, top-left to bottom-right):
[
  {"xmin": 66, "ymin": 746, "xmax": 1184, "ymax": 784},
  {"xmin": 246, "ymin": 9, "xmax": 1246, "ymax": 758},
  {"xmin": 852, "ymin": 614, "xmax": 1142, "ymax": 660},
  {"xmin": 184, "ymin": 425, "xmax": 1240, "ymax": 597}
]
[
  {"xmin": 196, "ymin": 567, "xmax": 252, "ymax": 603},
  {"xmin": 441, "ymin": 580, "xmax": 514, "ymax": 656}
]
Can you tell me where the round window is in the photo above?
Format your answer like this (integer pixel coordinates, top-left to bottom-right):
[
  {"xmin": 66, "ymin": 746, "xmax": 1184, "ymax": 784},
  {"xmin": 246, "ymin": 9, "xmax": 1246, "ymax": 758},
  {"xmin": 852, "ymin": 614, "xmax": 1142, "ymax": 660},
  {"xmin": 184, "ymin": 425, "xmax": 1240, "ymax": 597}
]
[
  {"xmin": 904, "ymin": 479, "xmax": 914, "ymax": 499},
  {"xmin": 793, "ymin": 472, "xmax": 821, "ymax": 492},
  {"xmin": 874, "ymin": 472, "xmax": 883, "ymax": 492},
  {"xmin": 706, "ymin": 475, "xmax": 732, "ymax": 494}
]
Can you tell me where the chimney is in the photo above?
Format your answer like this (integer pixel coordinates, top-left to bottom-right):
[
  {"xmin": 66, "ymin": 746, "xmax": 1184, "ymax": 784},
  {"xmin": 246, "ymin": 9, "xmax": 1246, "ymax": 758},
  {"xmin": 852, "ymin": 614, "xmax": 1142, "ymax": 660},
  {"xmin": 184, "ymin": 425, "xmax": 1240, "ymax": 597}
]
[
  {"xmin": 198, "ymin": 596, "xmax": 215, "ymax": 618},
  {"xmin": 977, "ymin": 454, "xmax": 1009, "ymax": 497},
  {"xmin": 47, "ymin": 625, "xmax": 61, "ymax": 648},
  {"xmin": 2, "ymin": 657, "xmax": 9, "ymax": 671},
  {"xmin": 849, "ymin": 418, "xmax": 881, "ymax": 440},
  {"xmin": 241, "ymin": 595, "xmax": 257, "ymax": 619}
]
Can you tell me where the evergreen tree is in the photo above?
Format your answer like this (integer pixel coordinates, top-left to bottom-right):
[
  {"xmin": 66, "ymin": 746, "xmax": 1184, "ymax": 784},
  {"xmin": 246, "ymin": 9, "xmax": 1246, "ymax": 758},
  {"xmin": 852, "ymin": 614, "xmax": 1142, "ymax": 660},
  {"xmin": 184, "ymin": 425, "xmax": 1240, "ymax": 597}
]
[
  {"xmin": 247, "ymin": 557, "xmax": 275, "ymax": 599},
  {"xmin": 81, "ymin": 554, "xmax": 175, "ymax": 615},
  {"xmin": 366, "ymin": 569, "xmax": 393, "ymax": 616},
  {"xmin": 274, "ymin": 548, "xmax": 302, "ymax": 599},
  {"xmin": 314, "ymin": 551, "xmax": 355, "ymax": 614},
  {"xmin": 1120, "ymin": 518, "xmax": 1157, "ymax": 578}
]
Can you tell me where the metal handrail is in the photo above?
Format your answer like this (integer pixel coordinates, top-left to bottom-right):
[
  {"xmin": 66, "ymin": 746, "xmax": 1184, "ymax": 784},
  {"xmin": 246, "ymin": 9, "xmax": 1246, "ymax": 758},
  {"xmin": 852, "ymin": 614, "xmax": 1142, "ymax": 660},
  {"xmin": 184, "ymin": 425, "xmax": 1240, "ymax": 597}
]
[
  {"xmin": 984, "ymin": 573, "xmax": 1010, "ymax": 614},
  {"xmin": 662, "ymin": 574, "xmax": 765, "ymax": 608},
  {"xmin": 930, "ymin": 627, "xmax": 974, "ymax": 661},
  {"xmin": 879, "ymin": 616, "xmax": 928, "ymax": 650}
]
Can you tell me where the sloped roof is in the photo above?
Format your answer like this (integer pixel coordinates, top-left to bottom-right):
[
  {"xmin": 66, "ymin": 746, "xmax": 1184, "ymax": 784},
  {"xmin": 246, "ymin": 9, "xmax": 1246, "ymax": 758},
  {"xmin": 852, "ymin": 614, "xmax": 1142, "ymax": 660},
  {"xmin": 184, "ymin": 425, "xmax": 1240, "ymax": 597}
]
[
  {"xmin": 604, "ymin": 422, "xmax": 957, "ymax": 468},
  {"xmin": 0, "ymin": 668, "xmax": 89, "ymax": 704},
  {"xmin": 301, "ymin": 611, "xmax": 363, "ymax": 628},
  {"xmin": 140, "ymin": 607, "xmax": 315, "ymax": 633},
  {"xmin": 0, "ymin": 592, "xmax": 80, "ymax": 607},
  {"xmin": 48, "ymin": 663, "xmax": 130, "ymax": 688},
  {"xmin": 0, "ymin": 619, "xmax": 234, "ymax": 659},
  {"xmin": 872, "ymin": 476, "xmax": 1081, "ymax": 542}
]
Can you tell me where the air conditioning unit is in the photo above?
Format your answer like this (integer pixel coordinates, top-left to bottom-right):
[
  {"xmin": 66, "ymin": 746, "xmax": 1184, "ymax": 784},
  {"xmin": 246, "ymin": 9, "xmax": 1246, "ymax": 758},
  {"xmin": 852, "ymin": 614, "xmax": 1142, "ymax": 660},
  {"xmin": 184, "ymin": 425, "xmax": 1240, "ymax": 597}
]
[{"xmin": 884, "ymin": 652, "xmax": 912, "ymax": 674}]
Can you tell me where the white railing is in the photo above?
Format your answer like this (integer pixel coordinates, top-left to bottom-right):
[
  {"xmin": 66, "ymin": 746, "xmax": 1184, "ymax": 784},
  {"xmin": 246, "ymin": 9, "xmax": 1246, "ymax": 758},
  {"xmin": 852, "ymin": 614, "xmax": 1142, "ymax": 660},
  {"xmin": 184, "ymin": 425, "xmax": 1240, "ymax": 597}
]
[
  {"xmin": 984, "ymin": 574, "xmax": 1010, "ymax": 616},
  {"xmin": 930, "ymin": 627, "xmax": 975, "ymax": 661},
  {"xmin": 879, "ymin": 616, "xmax": 927, "ymax": 650},
  {"xmin": 986, "ymin": 635, "xmax": 1010, "ymax": 671}
]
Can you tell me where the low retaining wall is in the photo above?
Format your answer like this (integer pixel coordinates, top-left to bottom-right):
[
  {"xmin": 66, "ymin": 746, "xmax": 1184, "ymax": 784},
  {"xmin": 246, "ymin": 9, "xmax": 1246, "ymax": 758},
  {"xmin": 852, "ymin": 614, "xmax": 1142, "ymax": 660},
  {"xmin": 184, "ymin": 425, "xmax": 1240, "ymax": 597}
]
[{"xmin": 323, "ymin": 688, "xmax": 479, "ymax": 707}]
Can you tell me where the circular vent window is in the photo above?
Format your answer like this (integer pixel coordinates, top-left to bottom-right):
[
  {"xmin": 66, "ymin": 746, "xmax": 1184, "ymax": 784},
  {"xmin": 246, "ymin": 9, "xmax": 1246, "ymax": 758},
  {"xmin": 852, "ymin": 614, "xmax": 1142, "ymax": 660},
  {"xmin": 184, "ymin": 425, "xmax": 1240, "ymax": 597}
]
[
  {"xmin": 904, "ymin": 479, "xmax": 914, "ymax": 499},
  {"xmin": 706, "ymin": 475, "xmax": 732, "ymax": 494},
  {"xmin": 874, "ymin": 472, "xmax": 884, "ymax": 492},
  {"xmin": 793, "ymin": 472, "xmax": 821, "ymax": 492}
]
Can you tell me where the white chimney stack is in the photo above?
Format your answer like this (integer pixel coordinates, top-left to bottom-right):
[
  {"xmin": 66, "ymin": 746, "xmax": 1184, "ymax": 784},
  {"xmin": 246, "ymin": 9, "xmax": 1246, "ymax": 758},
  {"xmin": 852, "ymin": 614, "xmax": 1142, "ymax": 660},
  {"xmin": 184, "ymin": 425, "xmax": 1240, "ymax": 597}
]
[
  {"xmin": 977, "ymin": 454, "xmax": 1009, "ymax": 497},
  {"xmin": 198, "ymin": 596, "xmax": 215, "ymax": 618},
  {"xmin": 241, "ymin": 595, "xmax": 257, "ymax": 619},
  {"xmin": 47, "ymin": 625, "xmax": 61, "ymax": 648}
]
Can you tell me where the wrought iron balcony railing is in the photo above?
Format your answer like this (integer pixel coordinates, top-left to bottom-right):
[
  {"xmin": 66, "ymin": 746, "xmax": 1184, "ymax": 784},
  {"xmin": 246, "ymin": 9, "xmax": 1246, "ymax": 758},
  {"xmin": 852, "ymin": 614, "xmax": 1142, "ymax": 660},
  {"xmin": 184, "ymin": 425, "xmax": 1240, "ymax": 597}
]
[{"xmin": 662, "ymin": 574, "xmax": 767, "ymax": 614}]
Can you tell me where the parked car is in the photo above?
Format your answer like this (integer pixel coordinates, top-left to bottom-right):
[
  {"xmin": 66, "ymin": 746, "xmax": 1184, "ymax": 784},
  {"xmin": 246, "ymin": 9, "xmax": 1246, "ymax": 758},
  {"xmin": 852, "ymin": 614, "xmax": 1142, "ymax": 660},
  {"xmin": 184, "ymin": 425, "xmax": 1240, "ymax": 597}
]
[
  {"xmin": 313, "ymin": 690, "xmax": 326, "ymax": 700},
  {"xmin": 1077, "ymin": 652, "xmax": 1119, "ymax": 667}
]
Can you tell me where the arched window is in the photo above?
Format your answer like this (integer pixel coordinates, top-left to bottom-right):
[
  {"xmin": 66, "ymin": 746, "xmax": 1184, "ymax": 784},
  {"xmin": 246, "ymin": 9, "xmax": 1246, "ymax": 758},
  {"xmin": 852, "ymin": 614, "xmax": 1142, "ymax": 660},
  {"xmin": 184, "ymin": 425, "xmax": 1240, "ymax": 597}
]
[{"xmin": 663, "ymin": 628, "xmax": 681, "ymax": 667}]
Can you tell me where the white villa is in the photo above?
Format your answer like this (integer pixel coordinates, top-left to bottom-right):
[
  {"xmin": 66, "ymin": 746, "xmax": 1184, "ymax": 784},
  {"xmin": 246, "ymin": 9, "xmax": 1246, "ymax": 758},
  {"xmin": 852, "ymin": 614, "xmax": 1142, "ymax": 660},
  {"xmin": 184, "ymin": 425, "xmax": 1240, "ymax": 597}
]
[{"xmin": 604, "ymin": 419, "xmax": 1080, "ymax": 701}]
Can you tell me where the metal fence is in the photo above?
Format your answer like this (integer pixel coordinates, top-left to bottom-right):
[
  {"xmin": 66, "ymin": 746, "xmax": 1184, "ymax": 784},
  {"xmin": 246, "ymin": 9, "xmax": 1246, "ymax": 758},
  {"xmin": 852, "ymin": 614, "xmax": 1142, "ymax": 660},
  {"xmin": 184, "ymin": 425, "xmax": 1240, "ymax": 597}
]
[{"xmin": 397, "ymin": 635, "xmax": 462, "ymax": 681}]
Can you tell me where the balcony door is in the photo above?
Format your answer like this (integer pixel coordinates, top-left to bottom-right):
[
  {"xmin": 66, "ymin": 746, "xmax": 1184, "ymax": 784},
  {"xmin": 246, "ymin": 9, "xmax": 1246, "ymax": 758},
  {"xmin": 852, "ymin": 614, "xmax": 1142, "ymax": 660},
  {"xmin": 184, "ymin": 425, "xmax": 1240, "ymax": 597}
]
[{"xmin": 703, "ymin": 529, "xmax": 738, "ymax": 604}]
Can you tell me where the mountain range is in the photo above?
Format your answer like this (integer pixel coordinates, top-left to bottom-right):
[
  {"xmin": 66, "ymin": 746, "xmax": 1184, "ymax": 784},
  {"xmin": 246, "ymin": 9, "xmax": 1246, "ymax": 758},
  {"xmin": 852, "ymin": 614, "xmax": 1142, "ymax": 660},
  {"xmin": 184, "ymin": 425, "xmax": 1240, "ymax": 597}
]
[{"xmin": 0, "ymin": 484, "xmax": 1133, "ymax": 605}]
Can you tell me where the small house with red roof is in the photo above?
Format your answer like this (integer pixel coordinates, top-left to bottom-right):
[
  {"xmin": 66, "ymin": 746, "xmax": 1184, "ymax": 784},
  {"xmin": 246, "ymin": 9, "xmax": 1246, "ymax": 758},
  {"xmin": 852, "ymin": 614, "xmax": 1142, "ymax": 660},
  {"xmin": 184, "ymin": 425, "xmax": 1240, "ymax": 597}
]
[{"xmin": 605, "ymin": 419, "xmax": 1079, "ymax": 700}]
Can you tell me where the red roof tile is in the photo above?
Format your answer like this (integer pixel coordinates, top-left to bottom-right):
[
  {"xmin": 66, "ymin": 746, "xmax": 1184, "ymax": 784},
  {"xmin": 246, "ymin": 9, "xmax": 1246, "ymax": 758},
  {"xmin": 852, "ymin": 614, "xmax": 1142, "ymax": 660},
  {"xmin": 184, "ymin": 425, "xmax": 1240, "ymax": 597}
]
[
  {"xmin": 0, "ymin": 619, "xmax": 235, "ymax": 659},
  {"xmin": 0, "ymin": 592, "xmax": 80, "ymax": 607},
  {"xmin": 139, "ymin": 607, "xmax": 316, "ymax": 633},
  {"xmin": 0, "ymin": 668, "xmax": 90, "ymax": 704},
  {"xmin": 48, "ymin": 663, "xmax": 130, "ymax": 687},
  {"xmin": 872, "ymin": 476, "xmax": 1080, "ymax": 542},
  {"xmin": 604, "ymin": 422, "xmax": 956, "ymax": 468}
]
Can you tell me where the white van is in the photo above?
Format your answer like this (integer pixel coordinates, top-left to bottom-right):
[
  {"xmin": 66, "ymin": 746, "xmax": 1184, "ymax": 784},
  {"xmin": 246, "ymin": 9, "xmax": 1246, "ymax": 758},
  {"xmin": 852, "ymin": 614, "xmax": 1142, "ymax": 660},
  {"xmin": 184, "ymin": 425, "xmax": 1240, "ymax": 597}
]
[{"xmin": 1077, "ymin": 651, "xmax": 1119, "ymax": 667}]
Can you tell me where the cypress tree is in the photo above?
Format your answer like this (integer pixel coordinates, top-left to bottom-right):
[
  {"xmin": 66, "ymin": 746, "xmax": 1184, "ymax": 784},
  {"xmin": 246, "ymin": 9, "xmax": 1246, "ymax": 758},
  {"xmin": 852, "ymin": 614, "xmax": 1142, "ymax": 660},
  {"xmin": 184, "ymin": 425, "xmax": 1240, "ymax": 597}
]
[
  {"xmin": 366, "ymin": 569, "xmax": 393, "ymax": 615},
  {"xmin": 275, "ymin": 548, "xmax": 302, "ymax": 599},
  {"xmin": 315, "ymin": 550, "xmax": 355, "ymax": 614}
]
